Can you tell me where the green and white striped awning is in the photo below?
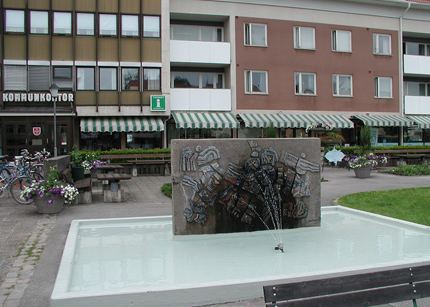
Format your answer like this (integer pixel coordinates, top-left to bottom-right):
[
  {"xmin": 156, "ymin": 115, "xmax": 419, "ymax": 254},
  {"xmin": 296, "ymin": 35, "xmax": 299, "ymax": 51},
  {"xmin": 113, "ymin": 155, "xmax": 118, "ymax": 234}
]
[
  {"xmin": 407, "ymin": 116, "xmax": 430, "ymax": 129},
  {"xmin": 80, "ymin": 117, "xmax": 164, "ymax": 133},
  {"xmin": 353, "ymin": 114, "xmax": 414, "ymax": 127},
  {"xmin": 239, "ymin": 113, "xmax": 354, "ymax": 129},
  {"xmin": 172, "ymin": 112, "xmax": 240, "ymax": 129}
]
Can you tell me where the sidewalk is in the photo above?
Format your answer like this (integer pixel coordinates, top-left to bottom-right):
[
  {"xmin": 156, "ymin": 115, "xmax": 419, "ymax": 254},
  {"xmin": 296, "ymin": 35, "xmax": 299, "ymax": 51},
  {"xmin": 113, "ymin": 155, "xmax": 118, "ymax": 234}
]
[{"xmin": 0, "ymin": 169, "xmax": 429, "ymax": 307}]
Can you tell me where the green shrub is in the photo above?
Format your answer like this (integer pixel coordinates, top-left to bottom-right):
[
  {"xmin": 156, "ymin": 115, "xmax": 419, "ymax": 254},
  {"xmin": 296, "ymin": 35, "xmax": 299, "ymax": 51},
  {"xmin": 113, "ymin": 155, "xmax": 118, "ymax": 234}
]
[
  {"xmin": 161, "ymin": 183, "xmax": 172, "ymax": 198},
  {"xmin": 389, "ymin": 163, "xmax": 430, "ymax": 176}
]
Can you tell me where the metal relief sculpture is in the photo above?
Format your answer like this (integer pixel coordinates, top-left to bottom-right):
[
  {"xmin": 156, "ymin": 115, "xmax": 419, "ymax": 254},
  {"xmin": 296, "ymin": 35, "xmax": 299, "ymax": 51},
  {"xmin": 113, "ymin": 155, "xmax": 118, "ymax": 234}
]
[{"xmin": 178, "ymin": 141, "xmax": 320, "ymax": 233}]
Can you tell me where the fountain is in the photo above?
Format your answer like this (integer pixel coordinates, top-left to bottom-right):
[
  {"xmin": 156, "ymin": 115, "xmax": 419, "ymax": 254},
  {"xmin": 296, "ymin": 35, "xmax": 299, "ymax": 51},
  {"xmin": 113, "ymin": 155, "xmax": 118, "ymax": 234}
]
[{"xmin": 51, "ymin": 139, "xmax": 430, "ymax": 307}]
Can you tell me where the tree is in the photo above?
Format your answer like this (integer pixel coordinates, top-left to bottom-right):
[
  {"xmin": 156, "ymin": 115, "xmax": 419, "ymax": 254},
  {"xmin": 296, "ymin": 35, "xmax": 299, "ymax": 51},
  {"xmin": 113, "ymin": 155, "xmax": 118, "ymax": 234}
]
[{"xmin": 360, "ymin": 125, "xmax": 371, "ymax": 151}]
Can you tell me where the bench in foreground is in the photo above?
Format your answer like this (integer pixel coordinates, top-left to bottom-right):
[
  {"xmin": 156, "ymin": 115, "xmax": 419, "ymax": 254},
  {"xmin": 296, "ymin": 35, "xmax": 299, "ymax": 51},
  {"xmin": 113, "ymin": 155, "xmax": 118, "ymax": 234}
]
[{"xmin": 264, "ymin": 264, "xmax": 430, "ymax": 307}]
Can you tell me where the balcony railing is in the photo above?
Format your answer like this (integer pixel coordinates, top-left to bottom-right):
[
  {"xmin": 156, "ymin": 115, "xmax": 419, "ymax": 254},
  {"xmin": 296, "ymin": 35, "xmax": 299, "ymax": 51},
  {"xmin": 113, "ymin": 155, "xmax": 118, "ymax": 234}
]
[
  {"xmin": 404, "ymin": 55, "xmax": 430, "ymax": 76},
  {"xmin": 404, "ymin": 95, "xmax": 430, "ymax": 115},
  {"xmin": 170, "ymin": 40, "xmax": 230, "ymax": 65},
  {"xmin": 170, "ymin": 88, "xmax": 231, "ymax": 111}
]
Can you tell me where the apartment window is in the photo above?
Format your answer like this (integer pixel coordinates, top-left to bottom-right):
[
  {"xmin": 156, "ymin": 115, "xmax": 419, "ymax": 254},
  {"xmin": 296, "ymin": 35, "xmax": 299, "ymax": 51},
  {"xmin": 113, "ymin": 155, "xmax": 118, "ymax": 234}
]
[
  {"xmin": 4, "ymin": 66, "xmax": 27, "ymax": 91},
  {"xmin": 333, "ymin": 74, "xmax": 352, "ymax": 96},
  {"xmin": 53, "ymin": 67, "xmax": 73, "ymax": 90},
  {"xmin": 143, "ymin": 16, "xmax": 160, "ymax": 38},
  {"xmin": 332, "ymin": 30, "xmax": 351, "ymax": 52},
  {"xmin": 122, "ymin": 15, "xmax": 139, "ymax": 37},
  {"xmin": 373, "ymin": 34, "xmax": 391, "ymax": 55},
  {"xmin": 29, "ymin": 66, "xmax": 50, "ymax": 91},
  {"xmin": 404, "ymin": 82, "xmax": 430, "ymax": 96},
  {"xmin": 294, "ymin": 26, "xmax": 315, "ymax": 50},
  {"xmin": 30, "ymin": 11, "xmax": 49, "ymax": 34},
  {"xmin": 404, "ymin": 42, "xmax": 430, "ymax": 56},
  {"xmin": 295, "ymin": 72, "xmax": 316, "ymax": 95},
  {"xmin": 245, "ymin": 70, "xmax": 267, "ymax": 94},
  {"xmin": 77, "ymin": 67, "xmax": 95, "ymax": 90},
  {"xmin": 172, "ymin": 72, "xmax": 224, "ymax": 89},
  {"xmin": 143, "ymin": 68, "xmax": 160, "ymax": 91},
  {"xmin": 122, "ymin": 68, "xmax": 139, "ymax": 90},
  {"xmin": 244, "ymin": 23, "xmax": 266, "ymax": 46},
  {"xmin": 100, "ymin": 14, "xmax": 117, "ymax": 36},
  {"xmin": 53, "ymin": 12, "xmax": 72, "ymax": 35},
  {"xmin": 77, "ymin": 13, "xmax": 94, "ymax": 35},
  {"xmin": 171, "ymin": 24, "xmax": 222, "ymax": 42},
  {"xmin": 100, "ymin": 68, "xmax": 117, "ymax": 90},
  {"xmin": 5, "ymin": 10, "xmax": 25, "ymax": 33},
  {"xmin": 374, "ymin": 77, "xmax": 392, "ymax": 98}
]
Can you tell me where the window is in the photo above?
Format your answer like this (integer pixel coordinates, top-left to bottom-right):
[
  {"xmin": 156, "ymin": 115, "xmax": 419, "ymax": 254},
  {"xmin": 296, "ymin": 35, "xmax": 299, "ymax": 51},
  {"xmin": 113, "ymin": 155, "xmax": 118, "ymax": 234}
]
[
  {"xmin": 100, "ymin": 14, "xmax": 117, "ymax": 36},
  {"xmin": 245, "ymin": 70, "xmax": 267, "ymax": 94},
  {"xmin": 374, "ymin": 77, "xmax": 392, "ymax": 98},
  {"xmin": 143, "ymin": 68, "xmax": 160, "ymax": 91},
  {"xmin": 171, "ymin": 24, "xmax": 222, "ymax": 42},
  {"xmin": 53, "ymin": 12, "xmax": 72, "ymax": 34},
  {"xmin": 295, "ymin": 72, "xmax": 316, "ymax": 95},
  {"xmin": 172, "ymin": 72, "xmax": 224, "ymax": 89},
  {"xmin": 294, "ymin": 26, "xmax": 315, "ymax": 49},
  {"xmin": 122, "ymin": 15, "xmax": 139, "ymax": 37},
  {"xmin": 373, "ymin": 34, "xmax": 391, "ymax": 55},
  {"xmin": 29, "ymin": 66, "xmax": 50, "ymax": 91},
  {"xmin": 244, "ymin": 23, "xmax": 266, "ymax": 46},
  {"xmin": 332, "ymin": 75, "xmax": 352, "ymax": 96},
  {"xmin": 30, "ymin": 11, "xmax": 48, "ymax": 34},
  {"xmin": 100, "ymin": 68, "xmax": 117, "ymax": 90},
  {"xmin": 143, "ymin": 16, "xmax": 160, "ymax": 38},
  {"xmin": 53, "ymin": 67, "xmax": 73, "ymax": 90},
  {"xmin": 122, "ymin": 68, "xmax": 139, "ymax": 90},
  {"xmin": 77, "ymin": 13, "xmax": 94, "ymax": 35},
  {"xmin": 77, "ymin": 67, "xmax": 95, "ymax": 90},
  {"xmin": 403, "ymin": 82, "xmax": 430, "ymax": 96},
  {"xmin": 404, "ymin": 42, "xmax": 430, "ymax": 56},
  {"xmin": 4, "ymin": 66, "xmax": 27, "ymax": 91},
  {"xmin": 5, "ymin": 10, "xmax": 25, "ymax": 33},
  {"xmin": 332, "ymin": 30, "xmax": 351, "ymax": 52}
]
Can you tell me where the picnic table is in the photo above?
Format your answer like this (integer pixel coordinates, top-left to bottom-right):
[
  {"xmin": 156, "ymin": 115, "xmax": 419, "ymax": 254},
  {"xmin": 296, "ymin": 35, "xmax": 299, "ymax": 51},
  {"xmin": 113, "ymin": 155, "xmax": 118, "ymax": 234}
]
[
  {"xmin": 97, "ymin": 164, "xmax": 124, "ymax": 174},
  {"xmin": 96, "ymin": 173, "xmax": 131, "ymax": 202}
]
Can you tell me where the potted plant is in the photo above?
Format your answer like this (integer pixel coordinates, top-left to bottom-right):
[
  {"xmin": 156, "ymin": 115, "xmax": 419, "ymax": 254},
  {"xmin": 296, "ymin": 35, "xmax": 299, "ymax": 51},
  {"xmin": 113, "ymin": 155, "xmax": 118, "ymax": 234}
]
[
  {"xmin": 344, "ymin": 154, "xmax": 389, "ymax": 178},
  {"xmin": 70, "ymin": 146, "xmax": 85, "ymax": 181},
  {"xmin": 21, "ymin": 166, "xmax": 79, "ymax": 213},
  {"xmin": 81, "ymin": 152, "xmax": 107, "ymax": 178}
]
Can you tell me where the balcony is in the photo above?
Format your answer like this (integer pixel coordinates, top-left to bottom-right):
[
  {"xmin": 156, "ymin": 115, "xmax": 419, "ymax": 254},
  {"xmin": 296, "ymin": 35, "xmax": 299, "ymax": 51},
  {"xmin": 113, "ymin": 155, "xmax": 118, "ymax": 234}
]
[
  {"xmin": 404, "ymin": 95, "xmax": 430, "ymax": 115},
  {"xmin": 404, "ymin": 55, "xmax": 430, "ymax": 76},
  {"xmin": 170, "ymin": 40, "xmax": 230, "ymax": 65},
  {"xmin": 170, "ymin": 88, "xmax": 231, "ymax": 111}
]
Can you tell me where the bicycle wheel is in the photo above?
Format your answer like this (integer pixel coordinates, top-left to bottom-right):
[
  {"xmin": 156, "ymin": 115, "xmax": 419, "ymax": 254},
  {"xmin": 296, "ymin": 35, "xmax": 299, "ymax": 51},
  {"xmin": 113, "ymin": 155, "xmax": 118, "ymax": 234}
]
[
  {"xmin": 29, "ymin": 171, "xmax": 44, "ymax": 182},
  {"xmin": 0, "ymin": 168, "xmax": 13, "ymax": 198},
  {"xmin": 10, "ymin": 176, "xmax": 34, "ymax": 205}
]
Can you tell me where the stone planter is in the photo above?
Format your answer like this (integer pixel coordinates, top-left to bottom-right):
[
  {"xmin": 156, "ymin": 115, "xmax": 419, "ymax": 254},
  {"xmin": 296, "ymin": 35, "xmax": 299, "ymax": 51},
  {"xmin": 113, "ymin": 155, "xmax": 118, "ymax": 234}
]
[
  {"xmin": 353, "ymin": 167, "xmax": 371, "ymax": 178},
  {"xmin": 33, "ymin": 196, "xmax": 64, "ymax": 214}
]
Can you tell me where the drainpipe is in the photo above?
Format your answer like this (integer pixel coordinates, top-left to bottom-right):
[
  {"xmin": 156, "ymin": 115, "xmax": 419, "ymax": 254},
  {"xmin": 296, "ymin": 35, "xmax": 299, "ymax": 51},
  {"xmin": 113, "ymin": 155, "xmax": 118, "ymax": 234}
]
[
  {"xmin": 398, "ymin": 2, "xmax": 411, "ymax": 146},
  {"xmin": 163, "ymin": 115, "xmax": 171, "ymax": 148}
]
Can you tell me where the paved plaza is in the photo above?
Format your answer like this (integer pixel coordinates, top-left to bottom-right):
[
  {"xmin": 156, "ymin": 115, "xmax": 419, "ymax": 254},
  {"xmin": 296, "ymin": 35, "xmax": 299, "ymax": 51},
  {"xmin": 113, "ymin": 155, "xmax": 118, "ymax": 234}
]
[{"xmin": 0, "ymin": 168, "xmax": 429, "ymax": 307}]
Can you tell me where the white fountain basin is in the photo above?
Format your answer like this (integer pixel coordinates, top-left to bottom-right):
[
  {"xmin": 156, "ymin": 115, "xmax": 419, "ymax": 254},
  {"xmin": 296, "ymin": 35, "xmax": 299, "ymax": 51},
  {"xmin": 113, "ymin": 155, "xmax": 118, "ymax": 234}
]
[{"xmin": 51, "ymin": 206, "xmax": 430, "ymax": 307}]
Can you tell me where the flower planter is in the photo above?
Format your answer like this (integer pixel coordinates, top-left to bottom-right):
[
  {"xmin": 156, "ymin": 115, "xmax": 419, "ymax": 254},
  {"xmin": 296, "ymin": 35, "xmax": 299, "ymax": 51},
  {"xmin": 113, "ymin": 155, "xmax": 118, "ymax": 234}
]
[
  {"xmin": 353, "ymin": 167, "xmax": 371, "ymax": 178},
  {"xmin": 33, "ymin": 196, "xmax": 64, "ymax": 214}
]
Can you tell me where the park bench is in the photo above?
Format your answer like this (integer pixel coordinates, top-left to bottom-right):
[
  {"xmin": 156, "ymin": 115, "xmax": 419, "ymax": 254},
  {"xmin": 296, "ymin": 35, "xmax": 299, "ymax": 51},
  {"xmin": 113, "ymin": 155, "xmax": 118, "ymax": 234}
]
[
  {"xmin": 100, "ymin": 153, "xmax": 171, "ymax": 176},
  {"xmin": 263, "ymin": 264, "xmax": 430, "ymax": 307},
  {"xmin": 373, "ymin": 149, "xmax": 430, "ymax": 166},
  {"xmin": 62, "ymin": 168, "xmax": 92, "ymax": 204}
]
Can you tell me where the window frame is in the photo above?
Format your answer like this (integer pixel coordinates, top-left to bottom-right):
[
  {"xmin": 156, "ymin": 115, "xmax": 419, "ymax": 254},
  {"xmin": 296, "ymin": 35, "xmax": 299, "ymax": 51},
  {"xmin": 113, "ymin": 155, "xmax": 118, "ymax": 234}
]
[
  {"xmin": 53, "ymin": 66, "xmax": 73, "ymax": 91},
  {"xmin": 294, "ymin": 26, "xmax": 315, "ymax": 50},
  {"xmin": 244, "ymin": 23, "xmax": 267, "ymax": 47},
  {"xmin": 76, "ymin": 67, "xmax": 95, "ymax": 91},
  {"xmin": 295, "ymin": 72, "xmax": 316, "ymax": 95},
  {"xmin": 53, "ymin": 11, "xmax": 72, "ymax": 35},
  {"xmin": 99, "ymin": 13, "xmax": 117, "ymax": 37},
  {"xmin": 121, "ymin": 67, "xmax": 140, "ymax": 91},
  {"xmin": 171, "ymin": 71, "xmax": 225, "ymax": 89},
  {"xmin": 374, "ymin": 76, "xmax": 392, "ymax": 98},
  {"xmin": 332, "ymin": 74, "xmax": 353, "ymax": 97},
  {"xmin": 99, "ymin": 67, "xmax": 118, "ymax": 91},
  {"xmin": 121, "ymin": 14, "xmax": 139, "ymax": 37},
  {"xmin": 332, "ymin": 29, "xmax": 351, "ymax": 53},
  {"xmin": 4, "ymin": 65, "xmax": 27, "ymax": 91},
  {"xmin": 143, "ymin": 15, "xmax": 161, "ymax": 38},
  {"xmin": 29, "ymin": 66, "xmax": 50, "ymax": 91},
  {"xmin": 30, "ymin": 11, "xmax": 49, "ymax": 34},
  {"xmin": 373, "ymin": 33, "xmax": 391, "ymax": 55},
  {"xmin": 143, "ymin": 68, "xmax": 161, "ymax": 91},
  {"xmin": 403, "ymin": 81, "xmax": 430, "ymax": 96},
  {"xmin": 76, "ymin": 12, "xmax": 95, "ymax": 36},
  {"xmin": 5, "ymin": 9, "xmax": 25, "ymax": 33},
  {"xmin": 404, "ymin": 42, "xmax": 430, "ymax": 56},
  {"xmin": 244, "ymin": 70, "xmax": 268, "ymax": 94}
]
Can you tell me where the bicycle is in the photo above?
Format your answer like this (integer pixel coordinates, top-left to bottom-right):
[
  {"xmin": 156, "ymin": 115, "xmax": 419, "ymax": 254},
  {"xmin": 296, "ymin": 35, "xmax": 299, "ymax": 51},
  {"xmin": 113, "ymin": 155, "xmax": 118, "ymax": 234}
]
[{"xmin": 0, "ymin": 166, "xmax": 35, "ymax": 205}]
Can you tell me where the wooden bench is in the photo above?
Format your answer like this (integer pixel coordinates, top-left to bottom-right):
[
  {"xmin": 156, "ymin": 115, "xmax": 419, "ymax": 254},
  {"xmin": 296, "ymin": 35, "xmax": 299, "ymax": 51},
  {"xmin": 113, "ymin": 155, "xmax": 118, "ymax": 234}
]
[
  {"xmin": 374, "ymin": 149, "xmax": 430, "ymax": 166},
  {"xmin": 100, "ymin": 153, "xmax": 171, "ymax": 176},
  {"xmin": 62, "ymin": 168, "xmax": 92, "ymax": 204},
  {"xmin": 263, "ymin": 264, "xmax": 430, "ymax": 307},
  {"xmin": 96, "ymin": 173, "xmax": 132, "ymax": 202}
]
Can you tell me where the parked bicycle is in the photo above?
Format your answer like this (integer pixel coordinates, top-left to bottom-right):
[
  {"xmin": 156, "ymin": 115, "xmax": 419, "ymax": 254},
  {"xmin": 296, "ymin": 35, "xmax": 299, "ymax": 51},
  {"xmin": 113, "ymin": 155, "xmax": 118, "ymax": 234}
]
[{"xmin": 0, "ymin": 165, "xmax": 35, "ymax": 204}]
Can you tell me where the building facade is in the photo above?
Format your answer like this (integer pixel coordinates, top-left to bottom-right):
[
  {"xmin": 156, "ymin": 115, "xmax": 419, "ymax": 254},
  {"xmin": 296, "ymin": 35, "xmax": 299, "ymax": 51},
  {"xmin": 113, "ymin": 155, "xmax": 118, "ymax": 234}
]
[{"xmin": 1, "ymin": 0, "xmax": 430, "ymax": 156}]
